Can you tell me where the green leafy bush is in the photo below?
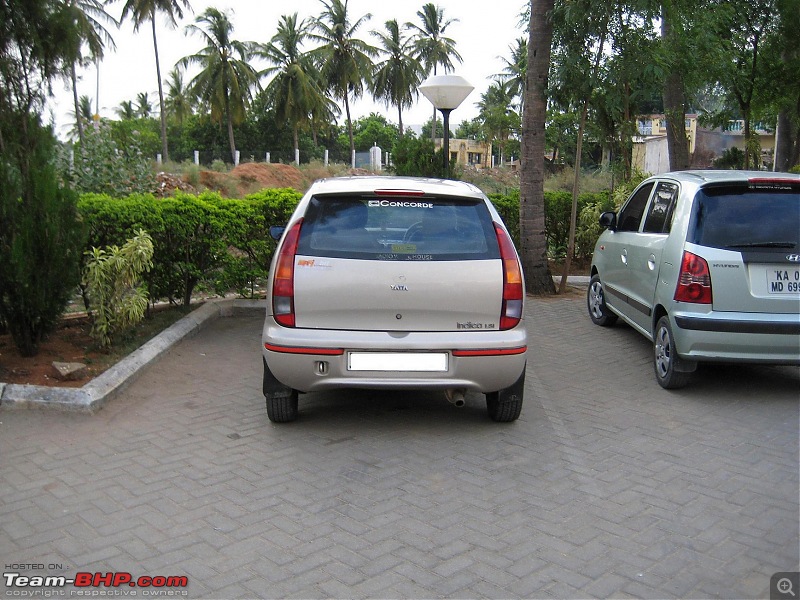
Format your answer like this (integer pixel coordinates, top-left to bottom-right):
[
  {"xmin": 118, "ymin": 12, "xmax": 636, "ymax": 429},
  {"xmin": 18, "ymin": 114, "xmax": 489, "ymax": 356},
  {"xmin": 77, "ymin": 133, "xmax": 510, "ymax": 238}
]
[
  {"xmin": 83, "ymin": 230, "xmax": 154, "ymax": 348},
  {"xmin": 489, "ymin": 189, "xmax": 612, "ymax": 261},
  {"xmin": 390, "ymin": 136, "xmax": 459, "ymax": 178},
  {"xmin": 68, "ymin": 122, "xmax": 156, "ymax": 196},
  {"xmin": 77, "ymin": 188, "xmax": 301, "ymax": 304}
]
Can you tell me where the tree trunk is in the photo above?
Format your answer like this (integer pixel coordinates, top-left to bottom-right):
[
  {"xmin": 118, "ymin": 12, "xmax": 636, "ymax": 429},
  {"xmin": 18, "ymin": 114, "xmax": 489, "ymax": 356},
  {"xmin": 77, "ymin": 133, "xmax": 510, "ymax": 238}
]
[
  {"xmin": 774, "ymin": 109, "xmax": 792, "ymax": 171},
  {"xmin": 227, "ymin": 112, "xmax": 236, "ymax": 164},
  {"xmin": 151, "ymin": 19, "xmax": 169, "ymax": 162},
  {"xmin": 661, "ymin": 5, "xmax": 690, "ymax": 171},
  {"xmin": 344, "ymin": 93, "xmax": 355, "ymax": 160},
  {"xmin": 559, "ymin": 26, "xmax": 606, "ymax": 294},
  {"xmin": 70, "ymin": 64, "xmax": 84, "ymax": 146},
  {"xmin": 519, "ymin": 0, "xmax": 556, "ymax": 296},
  {"xmin": 398, "ymin": 105, "xmax": 404, "ymax": 138}
]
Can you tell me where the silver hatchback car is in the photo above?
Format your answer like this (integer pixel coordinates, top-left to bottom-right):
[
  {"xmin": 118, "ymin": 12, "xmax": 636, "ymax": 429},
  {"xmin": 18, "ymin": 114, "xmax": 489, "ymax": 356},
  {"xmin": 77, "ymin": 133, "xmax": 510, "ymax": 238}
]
[
  {"xmin": 588, "ymin": 170, "xmax": 800, "ymax": 388},
  {"xmin": 262, "ymin": 176, "xmax": 527, "ymax": 422}
]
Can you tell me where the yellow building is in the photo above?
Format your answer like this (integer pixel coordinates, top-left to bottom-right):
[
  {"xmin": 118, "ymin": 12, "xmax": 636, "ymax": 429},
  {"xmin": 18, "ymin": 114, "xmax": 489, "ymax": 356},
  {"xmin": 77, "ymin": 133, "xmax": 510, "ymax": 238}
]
[
  {"xmin": 636, "ymin": 114, "xmax": 698, "ymax": 154},
  {"xmin": 432, "ymin": 138, "xmax": 493, "ymax": 169}
]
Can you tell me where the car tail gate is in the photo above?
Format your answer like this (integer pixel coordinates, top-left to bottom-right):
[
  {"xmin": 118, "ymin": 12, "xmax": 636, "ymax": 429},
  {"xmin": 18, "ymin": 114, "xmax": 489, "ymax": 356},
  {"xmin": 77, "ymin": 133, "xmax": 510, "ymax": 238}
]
[
  {"xmin": 289, "ymin": 193, "xmax": 509, "ymax": 331},
  {"xmin": 685, "ymin": 181, "xmax": 800, "ymax": 314}
]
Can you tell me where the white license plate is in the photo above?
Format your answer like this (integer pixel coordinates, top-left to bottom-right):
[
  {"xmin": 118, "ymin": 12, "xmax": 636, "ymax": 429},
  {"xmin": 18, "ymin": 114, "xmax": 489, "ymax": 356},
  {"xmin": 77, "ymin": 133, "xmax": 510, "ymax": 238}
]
[
  {"xmin": 347, "ymin": 352, "xmax": 448, "ymax": 372},
  {"xmin": 767, "ymin": 267, "xmax": 800, "ymax": 294}
]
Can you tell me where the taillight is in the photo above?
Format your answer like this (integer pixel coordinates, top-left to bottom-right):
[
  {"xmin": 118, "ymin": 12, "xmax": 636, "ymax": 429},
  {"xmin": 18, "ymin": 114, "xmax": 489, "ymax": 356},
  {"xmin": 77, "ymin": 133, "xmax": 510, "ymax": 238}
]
[
  {"xmin": 272, "ymin": 219, "xmax": 303, "ymax": 327},
  {"xmin": 494, "ymin": 223, "xmax": 524, "ymax": 330},
  {"xmin": 674, "ymin": 251, "xmax": 712, "ymax": 304}
]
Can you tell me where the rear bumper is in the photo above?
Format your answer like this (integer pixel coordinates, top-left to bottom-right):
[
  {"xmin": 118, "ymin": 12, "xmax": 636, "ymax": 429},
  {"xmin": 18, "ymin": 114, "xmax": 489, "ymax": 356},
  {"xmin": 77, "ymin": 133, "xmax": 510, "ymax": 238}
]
[
  {"xmin": 672, "ymin": 311, "xmax": 800, "ymax": 364},
  {"xmin": 262, "ymin": 320, "xmax": 528, "ymax": 393}
]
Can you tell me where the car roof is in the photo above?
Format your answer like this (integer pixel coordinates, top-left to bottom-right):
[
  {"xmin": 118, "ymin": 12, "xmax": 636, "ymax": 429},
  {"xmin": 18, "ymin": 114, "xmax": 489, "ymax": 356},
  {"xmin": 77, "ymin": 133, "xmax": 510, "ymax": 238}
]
[
  {"xmin": 305, "ymin": 175, "xmax": 486, "ymax": 199},
  {"xmin": 652, "ymin": 170, "xmax": 800, "ymax": 185}
]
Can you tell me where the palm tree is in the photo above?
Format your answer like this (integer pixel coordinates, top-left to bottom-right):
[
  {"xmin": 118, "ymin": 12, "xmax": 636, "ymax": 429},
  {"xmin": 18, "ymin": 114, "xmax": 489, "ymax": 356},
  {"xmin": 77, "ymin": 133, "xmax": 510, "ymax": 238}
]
[
  {"xmin": 406, "ymin": 3, "xmax": 462, "ymax": 140},
  {"xmin": 115, "ymin": 99, "xmax": 137, "ymax": 120},
  {"xmin": 179, "ymin": 7, "xmax": 260, "ymax": 162},
  {"xmin": 164, "ymin": 67, "xmax": 193, "ymax": 126},
  {"xmin": 68, "ymin": 94, "xmax": 95, "ymax": 141},
  {"xmin": 311, "ymin": 0, "xmax": 377, "ymax": 160},
  {"xmin": 371, "ymin": 19, "xmax": 423, "ymax": 137},
  {"xmin": 498, "ymin": 37, "xmax": 527, "ymax": 113},
  {"xmin": 119, "ymin": 0, "xmax": 192, "ymax": 162},
  {"xmin": 477, "ymin": 81, "xmax": 519, "ymax": 167},
  {"xmin": 254, "ymin": 13, "xmax": 331, "ymax": 157},
  {"xmin": 520, "ymin": 0, "xmax": 556, "ymax": 295},
  {"xmin": 136, "ymin": 91, "xmax": 153, "ymax": 118},
  {"xmin": 65, "ymin": 0, "xmax": 118, "ymax": 145}
]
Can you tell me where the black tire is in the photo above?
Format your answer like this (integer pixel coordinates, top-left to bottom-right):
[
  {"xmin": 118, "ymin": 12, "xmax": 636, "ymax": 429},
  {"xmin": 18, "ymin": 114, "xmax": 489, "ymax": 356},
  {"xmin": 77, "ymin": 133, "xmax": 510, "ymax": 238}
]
[
  {"xmin": 263, "ymin": 357, "xmax": 299, "ymax": 422},
  {"xmin": 266, "ymin": 389, "xmax": 299, "ymax": 423},
  {"xmin": 653, "ymin": 315, "xmax": 692, "ymax": 389},
  {"xmin": 486, "ymin": 368, "xmax": 525, "ymax": 422},
  {"xmin": 587, "ymin": 274, "xmax": 618, "ymax": 326}
]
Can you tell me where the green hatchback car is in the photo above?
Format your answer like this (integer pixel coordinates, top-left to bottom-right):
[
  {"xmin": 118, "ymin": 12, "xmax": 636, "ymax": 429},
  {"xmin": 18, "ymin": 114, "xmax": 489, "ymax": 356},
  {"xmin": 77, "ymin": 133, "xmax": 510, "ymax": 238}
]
[{"xmin": 588, "ymin": 170, "xmax": 800, "ymax": 389}]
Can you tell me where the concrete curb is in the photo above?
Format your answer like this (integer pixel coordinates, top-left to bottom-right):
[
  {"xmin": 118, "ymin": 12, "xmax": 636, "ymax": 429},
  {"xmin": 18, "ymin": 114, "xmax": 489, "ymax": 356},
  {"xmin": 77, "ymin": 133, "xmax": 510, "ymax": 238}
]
[{"xmin": 0, "ymin": 298, "xmax": 266, "ymax": 414}]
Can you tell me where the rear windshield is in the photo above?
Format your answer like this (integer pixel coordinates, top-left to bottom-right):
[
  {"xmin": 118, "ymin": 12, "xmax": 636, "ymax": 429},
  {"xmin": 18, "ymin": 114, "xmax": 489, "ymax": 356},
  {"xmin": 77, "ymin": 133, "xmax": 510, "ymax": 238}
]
[
  {"xmin": 687, "ymin": 185, "xmax": 800, "ymax": 251},
  {"xmin": 296, "ymin": 194, "xmax": 500, "ymax": 261}
]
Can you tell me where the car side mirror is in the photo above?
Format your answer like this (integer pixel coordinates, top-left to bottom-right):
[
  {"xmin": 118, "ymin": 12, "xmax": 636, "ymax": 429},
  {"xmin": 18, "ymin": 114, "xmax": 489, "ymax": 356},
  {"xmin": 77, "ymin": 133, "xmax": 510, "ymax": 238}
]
[
  {"xmin": 269, "ymin": 226, "xmax": 286, "ymax": 241},
  {"xmin": 599, "ymin": 211, "xmax": 617, "ymax": 231}
]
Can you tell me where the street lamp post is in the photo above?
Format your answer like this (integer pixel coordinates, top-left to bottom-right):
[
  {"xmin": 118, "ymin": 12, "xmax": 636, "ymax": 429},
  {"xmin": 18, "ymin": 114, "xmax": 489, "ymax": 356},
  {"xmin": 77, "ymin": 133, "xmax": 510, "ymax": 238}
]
[{"xmin": 419, "ymin": 75, "xmax": 474, "ymax": 178}]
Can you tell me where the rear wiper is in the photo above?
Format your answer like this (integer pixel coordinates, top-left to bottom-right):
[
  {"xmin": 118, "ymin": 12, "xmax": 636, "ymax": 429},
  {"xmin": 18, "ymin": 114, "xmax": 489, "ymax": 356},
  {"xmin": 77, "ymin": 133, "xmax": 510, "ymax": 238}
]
[{"xmin": 726, "ymin": 242, "xmax": 796, "ymax": 249}]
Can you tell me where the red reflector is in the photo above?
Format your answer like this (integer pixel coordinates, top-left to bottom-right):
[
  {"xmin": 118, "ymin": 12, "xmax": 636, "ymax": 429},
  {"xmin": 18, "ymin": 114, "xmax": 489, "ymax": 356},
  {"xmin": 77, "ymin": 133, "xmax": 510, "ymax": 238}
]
[
  {"xmin": 748, "ymin": 178, "xmax": 797, "ymax": 185},
  {"xmin": 674, "ymin": 251, "xmax": 712, "ymax": 304},
  {"xmin": 264, "ymin": 343, "xmax": 344, "ymax": 356},
  {"xmin": 453, "ymin": 347, "xmax": 527, "ymax": 357}
]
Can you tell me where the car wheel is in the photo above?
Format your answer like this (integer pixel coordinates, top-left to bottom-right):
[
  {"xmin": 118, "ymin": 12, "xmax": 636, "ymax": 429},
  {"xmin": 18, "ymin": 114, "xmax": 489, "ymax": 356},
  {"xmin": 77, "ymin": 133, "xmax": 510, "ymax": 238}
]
[
  {"xmin": 653, "ymin": 316, "xmax": 692, "ymax": 389},
  {"xmin": 587, "ymin": 274, "xmax": 618, "ymax": 326},
  {"xmin": 486, "ymin": 368, "xmax": 525, "ymax": 422},
  {"xmin": 265, "ymin": 389, "xmax": 299, "ymax": 423}
]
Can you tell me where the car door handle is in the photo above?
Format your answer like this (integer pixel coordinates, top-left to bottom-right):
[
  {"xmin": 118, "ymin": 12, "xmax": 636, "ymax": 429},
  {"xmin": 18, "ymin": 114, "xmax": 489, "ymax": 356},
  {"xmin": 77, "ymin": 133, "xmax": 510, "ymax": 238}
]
[{"xmin": 648, "ymin": 254, "xmax": 657, "ymax": 270}]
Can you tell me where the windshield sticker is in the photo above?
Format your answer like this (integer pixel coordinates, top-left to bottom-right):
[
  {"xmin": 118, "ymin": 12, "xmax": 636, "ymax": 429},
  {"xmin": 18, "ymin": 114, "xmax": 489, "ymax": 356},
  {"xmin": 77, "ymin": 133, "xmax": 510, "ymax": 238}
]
[
  {"xmin": 391, "ymin": 243, "xmax": 417, "ymax": 253},
  {"xmin": 368, "ymin": 200, "xmax": 433, "ymax": 209}
]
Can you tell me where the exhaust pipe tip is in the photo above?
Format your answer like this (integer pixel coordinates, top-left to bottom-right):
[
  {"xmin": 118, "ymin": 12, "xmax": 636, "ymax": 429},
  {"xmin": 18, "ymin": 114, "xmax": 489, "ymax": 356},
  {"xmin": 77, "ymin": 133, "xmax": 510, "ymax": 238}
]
[{"xmin": 445, "ymin": 389, "xmax": 466, "ymax": 408}]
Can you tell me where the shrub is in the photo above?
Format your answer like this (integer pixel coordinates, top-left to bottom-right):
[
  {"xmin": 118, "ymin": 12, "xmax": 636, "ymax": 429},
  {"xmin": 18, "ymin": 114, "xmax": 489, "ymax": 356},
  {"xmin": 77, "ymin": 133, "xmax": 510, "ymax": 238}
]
[
  {"xmin": 0, "ymin": 118, "xmax": 86, "ymax": 356},
  {"xmin": 390, "ymin": 136, "xmax": 459, "ymax": 178},
  {"xmin": 78, "ymin": 188, "xmax": 302, "ymax": 304},
  {"xmin": 68, "ymin": 122, "xmax": 156, "ymax": 196},
  {"xmin": 489, "ymin": 188, "xmax": 612, "ymax": 261},
  {"xmin": 83, "ymin": 230, "xmax": 154, "ymax": 348},
  {"xmin": 712, "ymin": 147, "xmax": 745, "ymax": 170}
]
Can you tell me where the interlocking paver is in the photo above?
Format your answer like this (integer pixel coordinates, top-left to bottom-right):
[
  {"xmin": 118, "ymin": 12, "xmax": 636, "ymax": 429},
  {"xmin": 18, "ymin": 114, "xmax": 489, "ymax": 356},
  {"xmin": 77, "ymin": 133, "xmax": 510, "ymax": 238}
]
[{"xmin": 1, "ymin": 293, "xmax": 798, "ymax": 598}]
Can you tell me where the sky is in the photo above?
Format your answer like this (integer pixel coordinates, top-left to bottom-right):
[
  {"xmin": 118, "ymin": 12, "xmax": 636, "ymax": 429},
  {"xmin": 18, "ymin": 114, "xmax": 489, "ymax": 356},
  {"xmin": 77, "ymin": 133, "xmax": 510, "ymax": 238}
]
[{"xmin": 47, "ymin": 0, "xmax": 529, "ymax": 140}]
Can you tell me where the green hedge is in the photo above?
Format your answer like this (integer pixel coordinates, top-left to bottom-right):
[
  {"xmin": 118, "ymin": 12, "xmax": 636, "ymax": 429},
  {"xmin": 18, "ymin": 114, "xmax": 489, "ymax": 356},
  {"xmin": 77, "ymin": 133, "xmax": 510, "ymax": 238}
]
[
  {"xmin": 78, "ymin": 188, "xmax": 301, "ymax": 305},
  {"xmin": 489, "ymin": 189, "xmax": 614, "ymax": 259},
  {"xmin": 78, "ymin": 186, "xmax": 614, "ymax": 305}
]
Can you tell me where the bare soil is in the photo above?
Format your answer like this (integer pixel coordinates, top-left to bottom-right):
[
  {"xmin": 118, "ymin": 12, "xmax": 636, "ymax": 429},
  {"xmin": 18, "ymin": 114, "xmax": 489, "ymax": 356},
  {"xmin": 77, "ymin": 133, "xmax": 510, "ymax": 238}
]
[{"xmin": 0, "ymin": 306, "xmax": 192, "ymax": 388}]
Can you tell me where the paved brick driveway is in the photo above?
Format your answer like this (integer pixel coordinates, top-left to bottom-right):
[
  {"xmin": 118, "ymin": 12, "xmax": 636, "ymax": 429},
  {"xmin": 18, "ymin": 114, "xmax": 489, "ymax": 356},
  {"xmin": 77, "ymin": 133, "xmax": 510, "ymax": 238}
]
[{"xmin": 2, "ymin": 293, "xmax": 798, "ymax": 598}]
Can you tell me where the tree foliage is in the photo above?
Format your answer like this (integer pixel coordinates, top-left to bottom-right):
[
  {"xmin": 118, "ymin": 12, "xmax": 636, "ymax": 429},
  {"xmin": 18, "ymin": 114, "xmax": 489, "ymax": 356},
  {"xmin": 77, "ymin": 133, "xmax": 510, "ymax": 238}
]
[
  {"xmin": 0, "ymin": 118, "xmax": 86, "ymax": 356},
  {"xmin": 68, "ymin": 121, "xmax": 156, "ymax": 195}
]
